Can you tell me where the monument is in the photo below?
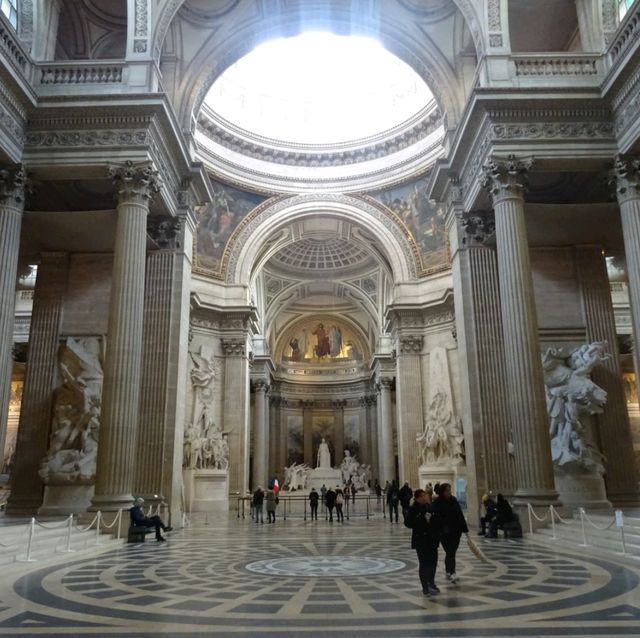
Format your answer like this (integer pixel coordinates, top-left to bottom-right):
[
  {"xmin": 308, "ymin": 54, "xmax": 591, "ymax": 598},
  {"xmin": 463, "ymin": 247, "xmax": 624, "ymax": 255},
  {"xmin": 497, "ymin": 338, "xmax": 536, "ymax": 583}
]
[{"xmin": 306, "ymin": 437, "xmax": 342, "ymax": 490}]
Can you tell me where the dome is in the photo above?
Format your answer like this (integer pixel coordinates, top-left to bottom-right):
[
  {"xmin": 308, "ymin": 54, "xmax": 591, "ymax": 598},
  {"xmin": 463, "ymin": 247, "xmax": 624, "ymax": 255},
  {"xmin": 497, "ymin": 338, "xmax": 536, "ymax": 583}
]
[{"xmin": 270, "ymin": 238, "xmax": 373, "ymax": 273}]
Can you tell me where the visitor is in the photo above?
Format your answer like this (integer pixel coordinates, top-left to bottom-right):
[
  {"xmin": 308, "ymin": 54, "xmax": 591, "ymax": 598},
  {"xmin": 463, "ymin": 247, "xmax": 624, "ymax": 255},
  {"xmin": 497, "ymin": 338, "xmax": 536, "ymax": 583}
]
[
  {"xmin": 309, "ymin": 487, "xmax": 319, "ymax": 520},
  {"xmin": 374, "ymin": 480, "xmax": 382, "ymax": 504},
  {"xmin": 129, "ymin": 497, "xmax": 173, "ymax": 542},
  {"xmin": 432, "ymin": 483, "xmax": 468, "ymax": 583},
  {"xmin": 387, "ymin": 480, "xmax": 400, "ymax": 523},
  {"xmin": 320, "ymin": 484, "xmax": 327, "ymax": 504},
  {"xmin": 325, "ymin": 486, "xmax": 336, "ymax": 522},
  {"xmin": 489, "ymin": 493, "xmax": 516, "ymax": 538},
  {"xmin": 266, "ymin": 486, "xmax": 277, "ymax": 523},
  {"xmin": 404, "ymin": 486, "xmax": 440, "ymax": 596},
  {"xmin": 351, "ymin": 483, "xmax": 357, "ymax": 505},
  {"xmin": 478, "ymin": 494, "xmax": 497, "ymax": 537},
  {"xmin": 399, "ymin": 481, "xmax": 413, "ymax": 519},
  {"xmin": 335, "ymin": 487, "xmax": 345, "ymax": 522},
  {"xmin": 253, "ymin": 486, "xmax": 265, "ymax": 524}
]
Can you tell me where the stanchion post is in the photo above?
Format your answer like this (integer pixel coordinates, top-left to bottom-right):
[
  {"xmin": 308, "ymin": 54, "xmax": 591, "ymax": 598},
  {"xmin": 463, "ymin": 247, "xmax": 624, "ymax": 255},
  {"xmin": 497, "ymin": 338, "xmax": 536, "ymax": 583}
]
[
  {"xmin": 366, "ymin": 497, "xmax": 370, "ymax": 520},
  {"xmin": 95, "ymin": 511, "xmax": 101, "ymax": 546},
  {"xmin": 550, "ymin": 505, "xmax": 556, "ymax": 540},
  {"xmin": 579, "ymin": 507, "xmax": 588, "ymax": 546},
  {"xmin": 304, "ymin": 496, "xmax": 307, "ymax": 521},
  {"xmin": 283, "ymin": 498, "xmax": 287, "ymax": 521},
  {"xmin": 528, "ymin": 504, "xmax": 533, "ymax": 534},
  {"xmin": 24, "ymin": 518, "xmax": 36, "ymax": 562},
  {"xmin": 116, "ymin": 509, "xmax": 122, "ymax": 541},
  {"xmin": 63, "ymin": 514, "xmax": 74, "ymax": 553}
]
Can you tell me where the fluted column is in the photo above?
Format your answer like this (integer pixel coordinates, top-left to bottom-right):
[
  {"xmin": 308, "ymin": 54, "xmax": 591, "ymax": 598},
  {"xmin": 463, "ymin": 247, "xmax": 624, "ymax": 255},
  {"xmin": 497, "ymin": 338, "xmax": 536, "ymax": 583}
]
[
  {"xmin": 367, "ymin": 394, "xmax": 379, "ymax": 482},
  {"xmin": 377, "ymin": 377, "xmax": 395, "ymax": 483},
  {"xmin": 7, "ymin": 253, "xmax": 68, "ymax": 514},
  {"xmin": 575, "ymin": 245, "xmax": 638, "ymax": 504},
  {"xmin": 252, "ymin": 379, "xmax": 269, "ymax": 489},
  {"xmin": 611, "ymin": 157, "xmax": 640, "ymax": 451},
  {"xmin": 482, "ymin": 156, "xmax": 558, "ymax": 504},
  {"xmin": 302, "ymin": 400, "xmax": 313, "ymax": 466},
  {"xmin": 268, "ymin": 395, "xmax": 278, "ymax": 479},
  {"xmin": 0, "ymin": 167, "xmax": 26, "ymax": 464},
  {"xmin": 334, "ymin": 400, "xmax": 345, "ymax": 462},
  {"xmin": 91, "ymin": 162, "xmax": 160, "ymax": 511},
  {"xmin": 395, "ymin": 336, "xmax": 424, "ymax": 486}
]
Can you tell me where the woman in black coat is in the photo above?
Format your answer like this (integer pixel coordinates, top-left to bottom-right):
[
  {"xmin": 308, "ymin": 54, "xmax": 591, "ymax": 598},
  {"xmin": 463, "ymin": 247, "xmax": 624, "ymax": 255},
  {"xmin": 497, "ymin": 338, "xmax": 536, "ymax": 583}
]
[
  {"xmin": 432, "ymin": 482, "xmax": 468, "ymax": 583},
  {"xmin": 404, "ymin": 487, "xmax": 441, "ymax": 596}
]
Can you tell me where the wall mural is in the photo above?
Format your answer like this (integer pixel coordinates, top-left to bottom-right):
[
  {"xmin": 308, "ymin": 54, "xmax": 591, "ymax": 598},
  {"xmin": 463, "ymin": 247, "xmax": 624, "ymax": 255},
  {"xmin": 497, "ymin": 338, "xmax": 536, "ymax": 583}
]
[
  {"xmin": 370, "ymin": 173, "xmax": 449, "ymax": 274},
  {"xmin": 344, "ymin": 413, "xmax": 360, "ymax": 459},
  {"xmin": 194, "ymin": 180, "xmax": 266, "ymax": 277},
  {"xmin": 281, "ymin": 318, "xmax": 367, "ymax": 365},
  {"xmin": 286, "ymin": 414, "xmax": 304, "ymax": 466}
]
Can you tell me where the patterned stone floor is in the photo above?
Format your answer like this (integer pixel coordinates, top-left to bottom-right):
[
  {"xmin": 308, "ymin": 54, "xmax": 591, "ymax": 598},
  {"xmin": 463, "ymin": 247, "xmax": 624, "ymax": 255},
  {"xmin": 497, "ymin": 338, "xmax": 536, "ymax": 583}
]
[{"xmin": 0, "ymin": 514, "xmax": 639, "ymax": 637}]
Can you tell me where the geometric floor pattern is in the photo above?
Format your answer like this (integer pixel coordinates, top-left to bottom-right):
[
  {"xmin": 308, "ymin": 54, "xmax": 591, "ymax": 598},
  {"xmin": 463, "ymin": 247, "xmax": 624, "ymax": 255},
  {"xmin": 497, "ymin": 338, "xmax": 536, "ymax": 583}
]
[{"xmin": 0, "ymin": 515, "xmax": 639, "ymax": 636}]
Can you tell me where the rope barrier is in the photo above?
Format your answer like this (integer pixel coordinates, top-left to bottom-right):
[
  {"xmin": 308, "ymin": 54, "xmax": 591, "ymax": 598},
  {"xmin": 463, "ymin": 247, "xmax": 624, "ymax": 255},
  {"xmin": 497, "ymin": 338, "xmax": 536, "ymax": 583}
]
[
  {"xmin": 74, "ymin": 512, "xmax": 99, "ymax": 533},
  {"xmin": 99, "ymin": 509, "xmax": 122, "ymax": 530},
  {"xmin": 582, "ymin": 510, "xmax": 616, "ymax": 531},
  {"xmin": 34, "ymin": 518, "xmax": 72, "ymax": 530}
]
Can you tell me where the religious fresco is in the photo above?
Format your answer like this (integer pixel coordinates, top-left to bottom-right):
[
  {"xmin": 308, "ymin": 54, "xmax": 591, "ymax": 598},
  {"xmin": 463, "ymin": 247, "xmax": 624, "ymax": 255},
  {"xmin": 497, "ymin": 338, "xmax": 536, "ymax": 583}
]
[
  {"xmin": 286, "ymin": 414, "xmax": 304, "ymax": 466},
  {"xmin": 194, "ymin": 180, "xmax": 267, "ymax": 277},
  {"xmin": 2, "ymin": 380, "xmax": 22, "ymax": 475},
  {"xmin": 312, "ymin": 415, "xmax": 335, "ymax": 464},
  {"xmin": 281, "ymin": 318, "xmax": 367, "ymax": 364},
  {"xmin": 344, "ymin": 413, "xmax": 360, "ymax": 459},
  {"xmin": 370, "ymin": 174, "xmax": 449, "ymax": 274}
]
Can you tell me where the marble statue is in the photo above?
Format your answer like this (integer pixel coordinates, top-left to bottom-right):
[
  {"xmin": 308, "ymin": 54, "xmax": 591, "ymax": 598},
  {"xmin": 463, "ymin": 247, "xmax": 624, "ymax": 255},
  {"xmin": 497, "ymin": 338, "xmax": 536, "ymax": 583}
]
[
  {"xmin": 339, "ymin": 450, "xmax": 371, "ymax": 491},
  {"xmin": 542, "ymin": 342, "xmax": 609, "ymax": 474},
  {"xmin": 189, "ymin": 347, "xmax": 221, "ymax": 427},
  {"xmin": 39, "ymin": 338, "xmax": 103, "ymax": 485},
  {"xmin": 284, "ymin": 462, "xmax": 311, "ymax": 490},
  {"xmin": 417, "ymin": 387, "xmax": 464, "ymax": 466},
  {"xmin": 182, "ymin": 411, "xmax": 228, "ymax": 471},
  {"xmin": 316, "ymin": 437, "xmax": 332, "ymax": 469}
]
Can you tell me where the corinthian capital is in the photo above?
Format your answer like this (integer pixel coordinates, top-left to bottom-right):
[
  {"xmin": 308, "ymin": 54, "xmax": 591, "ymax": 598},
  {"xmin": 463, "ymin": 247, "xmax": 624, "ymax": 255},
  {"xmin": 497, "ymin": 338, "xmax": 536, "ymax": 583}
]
[
  {"xmin": 0, "ymin": 166, "xmax": 27, "ymax": 208},
  {"xmin": 481, "ymin": 155, "xmax": 533, "ymax": 205},
  {"xmin": 609, "ymin": 155, "xmax": 640, "ymax": 205},
  {"xmin": 109, "ymin": 160, "xmax": 161, "ymax": 205}
]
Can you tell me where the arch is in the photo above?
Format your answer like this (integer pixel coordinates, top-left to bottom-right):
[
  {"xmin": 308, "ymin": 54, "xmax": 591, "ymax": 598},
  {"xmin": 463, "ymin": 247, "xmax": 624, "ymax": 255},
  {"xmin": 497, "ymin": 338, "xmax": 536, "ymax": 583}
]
[
  {"xmin": 224, "ymin": 193, "xmax": 419, "ymax": 286},
  {"xmin": 153, "ymin": 1, "xmax": 481, "ymax": 132}
]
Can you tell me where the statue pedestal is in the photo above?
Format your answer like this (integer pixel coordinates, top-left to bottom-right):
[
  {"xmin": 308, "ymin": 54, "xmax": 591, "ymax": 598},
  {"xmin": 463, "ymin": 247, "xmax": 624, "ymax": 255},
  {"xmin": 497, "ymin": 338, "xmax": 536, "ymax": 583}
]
[
  {"xmin": 183, "ymin": 469, "xmax": 228, "ymax": 513},
  {"xmin": 419, "ymin": 465, "xmax": 457, "ymax": 495},
  {"xmin": 554, "ymin": 470, "xmax": 611, "ymax": 510},
  {"xmin": 38, "ymin": 484, "xmax": 94, "ymax": 516},
  {"xmin": 307, "ymin": 467, "xmax": 342, "ymax": 491}
]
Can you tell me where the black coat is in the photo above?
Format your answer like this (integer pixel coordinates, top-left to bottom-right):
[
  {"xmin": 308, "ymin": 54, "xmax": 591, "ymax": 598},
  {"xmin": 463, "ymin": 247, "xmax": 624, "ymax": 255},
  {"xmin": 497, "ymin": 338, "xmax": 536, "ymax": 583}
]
[
  {"xmin": 399, "ymin": 485, "xmax": 413, "ymax": 506},
  {"xmin": 325, "ymin": 489, "xmax": 336, "ymax": 507},
  {"xmin": 309, "ymin": 491, "xmax": 319, "ymax": 505},
  {"xmin": 404, "ymin": 502, "xmax": 440, "ymax": 549},
  {"xmin": 432, "ymin": 496, "xmax": 469, "ymax": 536}
]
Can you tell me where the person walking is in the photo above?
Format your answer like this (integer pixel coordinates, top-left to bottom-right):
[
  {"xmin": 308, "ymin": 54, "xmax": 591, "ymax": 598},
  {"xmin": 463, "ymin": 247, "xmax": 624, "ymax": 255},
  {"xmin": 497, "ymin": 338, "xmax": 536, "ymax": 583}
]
[
  {"xmin": 266, "ymin": 487, "xmax": 277, "ymax": 523},
  {"xmin": 335, "ymin": 488, "xmax": 345, "ymax": 523},
  {"xmin": 404, "ymin": 487, "xmax": 441, "ymax": 596},
  {"xmin": 253, "ymin": 486, "xmax": 265, "ymax": 524},
  {"xmin": 399, "ymin": 481, "xmax": 413, "ymax": 520},
  {"xmin": 386, "ymin": 480, "xmax": 400, "ymax": 523},
  {"xmin": 325, "ymin": 486, "xmax": 336, "ymax": 522},
  {"xmin": 432, "ymin": 483, "xmax": 468, "ymax": 583},
  {"xmin": 309, "ymin": 487, "xmax": 319, "ymax": 521}
]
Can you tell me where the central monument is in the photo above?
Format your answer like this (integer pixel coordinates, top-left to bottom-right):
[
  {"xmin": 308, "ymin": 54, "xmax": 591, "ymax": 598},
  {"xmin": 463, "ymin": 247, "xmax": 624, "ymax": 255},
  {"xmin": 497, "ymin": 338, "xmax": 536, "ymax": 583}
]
[{"xmin": 308, "ymin": 437, "xmax": 342, "ymax": 490}]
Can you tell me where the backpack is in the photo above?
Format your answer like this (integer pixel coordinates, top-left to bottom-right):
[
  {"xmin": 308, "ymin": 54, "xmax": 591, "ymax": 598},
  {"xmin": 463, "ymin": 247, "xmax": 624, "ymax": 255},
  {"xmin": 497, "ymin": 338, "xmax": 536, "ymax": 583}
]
[{"xmin": 336, "ymin": 494, "xmax": 344, "ymax": 505}]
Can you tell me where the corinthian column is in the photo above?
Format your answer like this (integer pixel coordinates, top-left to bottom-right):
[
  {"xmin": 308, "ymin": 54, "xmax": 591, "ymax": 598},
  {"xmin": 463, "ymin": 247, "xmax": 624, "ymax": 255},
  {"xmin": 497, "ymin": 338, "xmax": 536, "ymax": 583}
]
[
  {"xmin": 91, "ymin": 161, "xmax": 160, "ymax": 511},
  {"xmin": 0, "ymin": 167, "xmax": 26, "ymax": 462},
  {"xmin": 482, "ymin": 155, "xmax": 558, "ymax": 505},
  {"xmin": 252, "ymin": 379, "xmax": 269, "ymax": 489},
  {"xmin": 611, "ymin": 156, "xmax": 640, "ymax": 449},
  {"xmin": 377, "ymin": 377, "xmax": 395, "ymax": 484}
]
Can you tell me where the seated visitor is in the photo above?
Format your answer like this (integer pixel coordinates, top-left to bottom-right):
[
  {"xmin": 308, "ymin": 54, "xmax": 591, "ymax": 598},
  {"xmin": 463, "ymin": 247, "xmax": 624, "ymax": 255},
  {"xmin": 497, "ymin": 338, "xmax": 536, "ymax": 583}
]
[
  {"xmin": 130, "ymin": 497, "xmax": 173, "ymax": 542},
  {"xmin": 489, "ymin": 493, "xmax": 518, "ymax": 538},
  {"xmin": 478, "ymin": 494, "xmax": 497, "ymax": 536}
]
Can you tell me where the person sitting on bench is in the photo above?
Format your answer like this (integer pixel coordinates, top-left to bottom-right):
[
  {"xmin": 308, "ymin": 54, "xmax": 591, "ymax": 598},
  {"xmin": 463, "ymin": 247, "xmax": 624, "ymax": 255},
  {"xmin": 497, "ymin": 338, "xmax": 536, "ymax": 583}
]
[
  {"xmin": 130, "ymin": 497, "xmax": 172, "ymax": 542},
  {"xmin": 489, "ymin": 494, "xmax": 519, "ymax": 538}
]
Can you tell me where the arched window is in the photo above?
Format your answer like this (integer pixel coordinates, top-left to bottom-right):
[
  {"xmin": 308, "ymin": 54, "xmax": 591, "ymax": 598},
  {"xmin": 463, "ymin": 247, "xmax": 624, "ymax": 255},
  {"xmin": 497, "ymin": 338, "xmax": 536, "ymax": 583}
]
[
  {"xmin": 619, "ymin": 0, "xmax": 634, "ymax": 20},
  {"xmin": 0, "ymin": 0, "xmax": 17, "ymax": 28}
]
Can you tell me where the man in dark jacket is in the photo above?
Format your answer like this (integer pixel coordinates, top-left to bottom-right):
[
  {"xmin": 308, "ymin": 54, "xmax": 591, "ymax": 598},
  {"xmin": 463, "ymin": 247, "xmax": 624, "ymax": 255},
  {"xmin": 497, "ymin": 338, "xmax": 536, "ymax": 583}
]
[
  {"xmin": 399, "ymin": 481, "xmax": 413, "ymax": 519},
  {"xmin": 309, "ymin": 488, "xmax": 319, "ymax": 520},
  {"xmin": 253, "ymin": 486, "xmax": 265, "ymax": 524},
  {"xmin": 325, "ymin": 487, "xmax": 337, "ymax": 522},
  {"xmin": 432, "ymin": 483, "xmax": 468, "ymax": 582},
  {"xmin": 130, "ymin": 497, "xmax": 172, "ymax": 542},
  {"xmin": 405, "ymin": 488, "xmax": 441, "ymax": 596},
  {"xmin": 386, "ymin": 480, "xmax": 400, "ymax": 523}
]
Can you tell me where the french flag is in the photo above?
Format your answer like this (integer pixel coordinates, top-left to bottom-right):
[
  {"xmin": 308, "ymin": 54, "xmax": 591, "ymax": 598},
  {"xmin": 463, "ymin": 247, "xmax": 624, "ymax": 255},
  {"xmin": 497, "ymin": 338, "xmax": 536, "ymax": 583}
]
[{"xmin": 273, "ymin": 478, "xmax": 280, "ymax": 494}]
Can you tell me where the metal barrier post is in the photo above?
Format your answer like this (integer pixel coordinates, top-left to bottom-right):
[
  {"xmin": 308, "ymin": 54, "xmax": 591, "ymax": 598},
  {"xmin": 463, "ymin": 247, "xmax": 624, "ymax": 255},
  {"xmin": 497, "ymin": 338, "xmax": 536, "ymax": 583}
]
[
  {"xmin": 24, "ymin": 518, "xmax": 36, "ymax": 562},
  {"xmin": 116, "ymin": 509, "xmax": 122, "ymax": 541},
  {"xmin": 95, "ymin": 511, "xmax": 101, "ymax": 546},
  {"xmin": 527, "ymin": 504, "xmax": 533, "ymax": 534},
  {"xmin": 63, "ymin": 514, "xmax": 74, "ymax": 553},
  {"xmin": 304, "ymin": 497, "xmax": 307, "ymax": 521},
  {"xmin": 283, "ymin": 498, "xmax": 287, "ymax": 521},
  {"xmin": 237, "ymin": 497, "xmax": 240, "ymax": 518},
  {"xmin": 578, "ymin": 508, "xmax": 588, "ymax": 546},
  {"xmin": 550, "ymin": 505, "xmax": 556, "ymax": 540},
  {"xmin": 366, "ymin": 497, "xmax": 370, "ymax": 520},
  {"xmin": 346, "ymin": 498, "xmax": 350, "ymax": 521}
]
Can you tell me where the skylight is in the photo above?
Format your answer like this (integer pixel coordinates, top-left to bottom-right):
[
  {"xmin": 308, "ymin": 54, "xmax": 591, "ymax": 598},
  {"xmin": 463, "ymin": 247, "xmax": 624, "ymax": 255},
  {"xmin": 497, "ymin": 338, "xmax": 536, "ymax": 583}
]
[{"xmin": 204, "ymin": 32, "xmax": 434, "ymax": 145}]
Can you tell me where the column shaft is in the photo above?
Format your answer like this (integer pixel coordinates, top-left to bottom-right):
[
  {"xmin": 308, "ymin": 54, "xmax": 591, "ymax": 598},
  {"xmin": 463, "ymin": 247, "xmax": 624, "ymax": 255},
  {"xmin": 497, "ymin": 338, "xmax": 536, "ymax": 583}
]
[
  {"xmin": 576, "ymin": 246, "xmax": 638, "ymax": 502},
  {"xmin": 378, "ymin": 379, "xmax": 395, "ymax": 484},
  {"xmin": 252, "ymin": 382, "xmax": 268, "ymax": 489},
  {"xmin": 7, "ymin": 253, "xmax": 67, "ymax": 514},
  {"xmin": 303, "ymin": 403, "xmax": 312, "ymax": 466},
  {"xmin": 334, "ymin": 403, "xmax": 344, "ymax": 463},
  {"xmin": 92, "ymin": 162, "xmax": 158, "ymax": 510},
  {"xmin": 0, "ymin": 168, "xmax": 25, "ymax": 464},
  {"xmin": 486, "ymin": 159, "xmax": 557, "ymax": 502}
]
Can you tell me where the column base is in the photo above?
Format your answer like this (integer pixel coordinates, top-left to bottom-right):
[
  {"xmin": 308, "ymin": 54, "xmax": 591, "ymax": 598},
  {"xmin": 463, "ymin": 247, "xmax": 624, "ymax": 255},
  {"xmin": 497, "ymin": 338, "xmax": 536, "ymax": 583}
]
[
  {"xmin": 607, "ymin": 491, "xmax": 640, "ymax": 508},
  {"xmin": 88, "ymin": 493, "xmax": 135, "ymax": 512},
  {"xmin": 5, "ymin": 494, "xmax": 43, "ymax": 516},
  {"xmin": 513, "ymin": 487, "xmax": 561, "ymax": 507}
]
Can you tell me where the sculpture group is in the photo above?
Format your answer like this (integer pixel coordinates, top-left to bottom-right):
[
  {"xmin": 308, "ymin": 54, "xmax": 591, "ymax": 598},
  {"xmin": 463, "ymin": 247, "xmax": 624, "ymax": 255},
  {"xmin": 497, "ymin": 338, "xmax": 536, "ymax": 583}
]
[
  {"xmin": 183, "ymin": 405, "xmax": 229, "ymax": 470},
  {"xmin": 39, "ymin": 337, "xmax": 103, "ymax": 485},
  {"xmin": 417, "ymin": 387, "xmax": 464, "ymax": 466},
  {"xmin": 542, "ymin": 342, "xmax": 609, "ymax": 475}
]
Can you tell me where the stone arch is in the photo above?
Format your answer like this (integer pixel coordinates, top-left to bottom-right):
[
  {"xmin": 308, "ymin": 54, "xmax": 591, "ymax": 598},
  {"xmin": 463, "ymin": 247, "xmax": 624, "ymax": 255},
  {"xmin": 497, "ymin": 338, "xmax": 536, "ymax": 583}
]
[{"xmin": 224, "ymin": 194, "xmax": 420, "ymax": 287}]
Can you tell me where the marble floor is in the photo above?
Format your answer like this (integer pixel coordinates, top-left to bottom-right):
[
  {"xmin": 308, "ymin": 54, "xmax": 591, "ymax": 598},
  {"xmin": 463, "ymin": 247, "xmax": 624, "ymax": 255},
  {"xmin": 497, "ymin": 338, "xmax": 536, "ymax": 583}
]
[{"xmin": 0, "ymin": 512, "xmax": 639, "ymax": 637}]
